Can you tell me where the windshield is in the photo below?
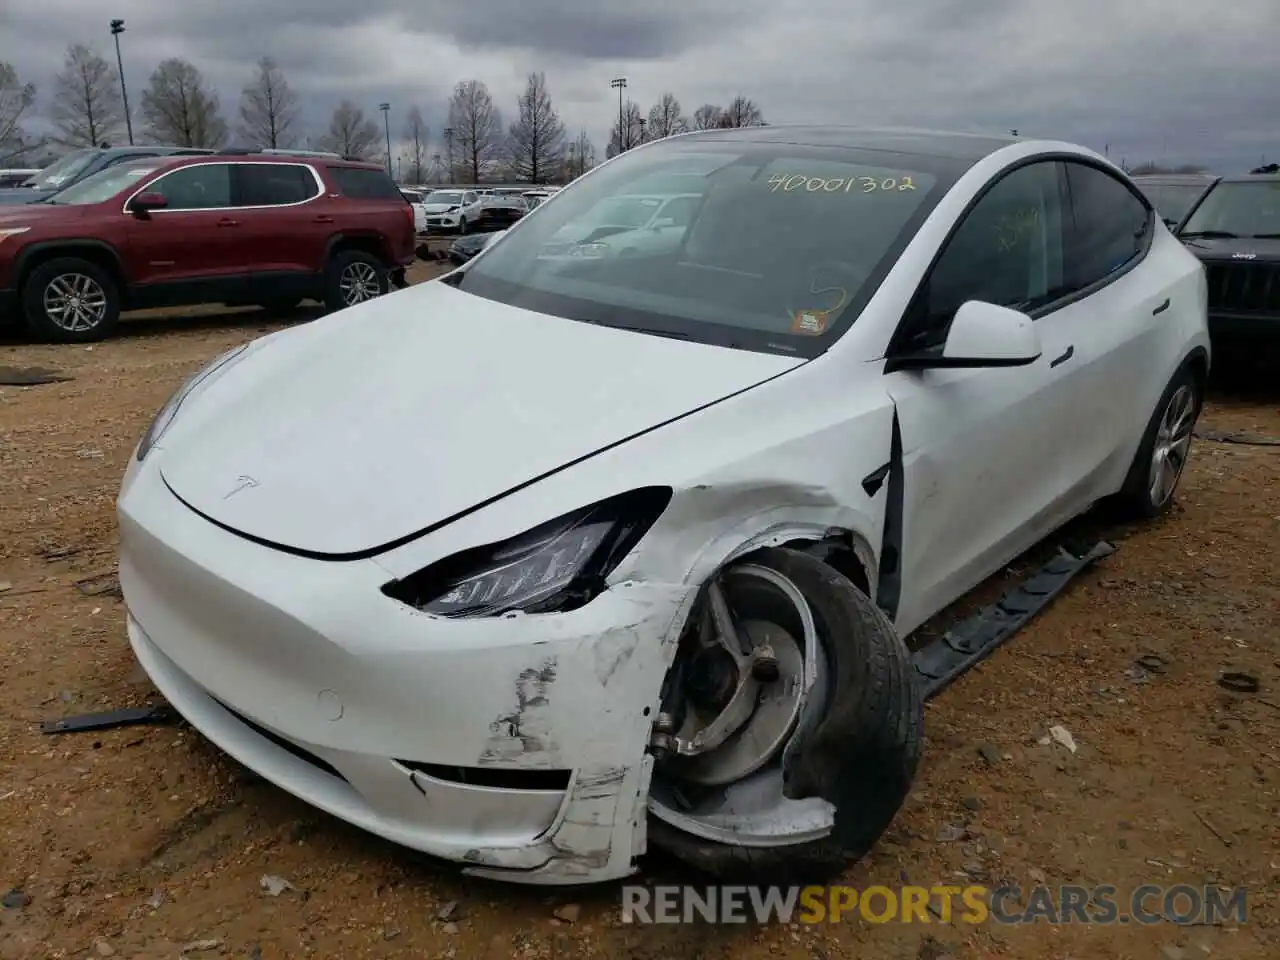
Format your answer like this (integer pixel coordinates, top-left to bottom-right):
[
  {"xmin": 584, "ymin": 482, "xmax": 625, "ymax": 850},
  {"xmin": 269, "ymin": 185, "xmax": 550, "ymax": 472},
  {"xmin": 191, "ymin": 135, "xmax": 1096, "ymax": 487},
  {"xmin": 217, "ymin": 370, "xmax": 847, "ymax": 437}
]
[
  {"xmin": 27, "ymin": 150, "xmax": 100, "ymax": 190},
  {"xmin": 458, "ymin": 140, "xmax": 951, "ymax": 355},
  {"xmin": 426, "ymin": 190, "xmax": 463, "ymax": 203},
  {"xmin": 1138, "ymin": 183, "xmax": 1211, "ymax": 226},
  {"xmin": 46, "ymin": 161, "xmax": 162, "ymax": 205},
  {"xmin": 1181, "ymin": 180, "xmax": 1280, "ymax": 237}
]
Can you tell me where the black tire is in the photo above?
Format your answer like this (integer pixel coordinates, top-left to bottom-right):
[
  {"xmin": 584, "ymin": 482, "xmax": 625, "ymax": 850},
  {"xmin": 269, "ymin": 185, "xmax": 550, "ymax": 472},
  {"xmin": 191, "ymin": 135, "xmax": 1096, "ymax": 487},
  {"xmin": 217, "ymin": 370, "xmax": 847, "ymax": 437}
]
[
  {"xmin": 647, "ymin": 547, "xmax": 923, "ymax": 884},
  {"xmin": 1115, "ymin": 363, "xmax": 1202, "ymax": 519},
  {"xmin": 21, "ymin": 257, "xmax": 121, "ymax": 343},
  {"xmin": 322, "ymin": 250, "xmax": 389, "ymax": 312}
]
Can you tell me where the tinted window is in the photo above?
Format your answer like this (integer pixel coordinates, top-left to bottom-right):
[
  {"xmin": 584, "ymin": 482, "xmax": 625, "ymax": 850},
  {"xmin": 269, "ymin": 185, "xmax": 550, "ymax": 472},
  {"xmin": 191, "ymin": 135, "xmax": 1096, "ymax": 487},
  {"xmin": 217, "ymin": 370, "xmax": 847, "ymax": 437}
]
[
  {"xmin": 236, "ymin": 164, "xmax": 316, "ymax": 206},
  {"xmin": 1180, "ymin": 180, "xmax": 1280, "ymax": 238},
  {"xmin": 48, "ymin": 160, "xmax": 163, "ymax": 206},
  {"xmin": 459, "ymin": 140, "xmax": 951, "ymax": 356},
  {"xmin": 147, "ymin": 164, "xmax": 232, "ymax": 209},
  {"xmin": 1136, "ymin": 182, "xmax": 1210, "ymax": 226},
  {"xmin": 896, "ymin": 161, "xmax": 1065, "ymax": 353},
  {"xmin": 1065, "ymin": 163, "xmax": 1149, "ymax": 290},
  {"xmin": 329, "ymin": 166, "xmax": 403, "ymax": 200}
]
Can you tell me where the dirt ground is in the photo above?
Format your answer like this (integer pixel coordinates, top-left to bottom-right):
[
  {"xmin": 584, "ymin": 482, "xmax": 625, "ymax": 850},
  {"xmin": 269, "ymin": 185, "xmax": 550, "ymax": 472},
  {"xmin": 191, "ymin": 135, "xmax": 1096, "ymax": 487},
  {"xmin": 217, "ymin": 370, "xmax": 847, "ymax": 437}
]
[{"xmin": 1, "ymin": 270, "xmax": 1277, "ymax": 959}]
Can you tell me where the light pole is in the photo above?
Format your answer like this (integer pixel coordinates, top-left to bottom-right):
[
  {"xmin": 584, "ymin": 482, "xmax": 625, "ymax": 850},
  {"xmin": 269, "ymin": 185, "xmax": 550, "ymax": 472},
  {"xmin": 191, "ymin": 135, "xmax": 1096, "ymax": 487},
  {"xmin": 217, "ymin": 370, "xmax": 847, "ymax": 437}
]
[
  {"xmin": 379, "ymin": 103, "xmax": 392, "ymax": 175},
  {"xmin": 637, "ymin": 117, "xmax": 646, "ymax": 144},
  {"xmin": 443, "ymin": 127, "xmax": 454, "ymax": 183},
  {"xmin": 109, "ymin": 19, "xmax": 134, "ymax": 145},
  {"xmin": 610, "ymin": 77, "xmax": 627, "ymax": 152}
]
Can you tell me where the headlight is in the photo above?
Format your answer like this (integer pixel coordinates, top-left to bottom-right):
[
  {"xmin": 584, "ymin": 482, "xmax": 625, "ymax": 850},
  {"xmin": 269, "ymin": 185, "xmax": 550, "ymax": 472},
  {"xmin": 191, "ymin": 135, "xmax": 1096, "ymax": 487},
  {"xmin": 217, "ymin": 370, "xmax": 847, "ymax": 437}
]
[
  {"xmin": 135, "ymin": 343, "xmax": 250, "ymax": 462},
  {"xmin": 382, "ymin": 487, "xmax": 671, "ymax": 618}
]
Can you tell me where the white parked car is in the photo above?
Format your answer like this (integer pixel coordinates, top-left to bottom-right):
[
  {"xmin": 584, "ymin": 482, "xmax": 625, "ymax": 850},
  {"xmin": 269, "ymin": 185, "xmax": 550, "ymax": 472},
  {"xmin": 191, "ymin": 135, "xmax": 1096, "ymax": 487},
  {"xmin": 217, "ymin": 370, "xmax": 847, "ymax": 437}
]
[
  {"xmin": 539, "ymin": 193, "xmax": 701, "ymax": 260},
  {"xmin": 421, "ymin": 188, "xmax": 483, "ymax": 233},
  {"xmin": 119, "ymin": 127, "xmax": 1208, "ymax": 887},
  {"xmin": 400, "ymin": 188, "xmax": 429, "ymax": 234}
]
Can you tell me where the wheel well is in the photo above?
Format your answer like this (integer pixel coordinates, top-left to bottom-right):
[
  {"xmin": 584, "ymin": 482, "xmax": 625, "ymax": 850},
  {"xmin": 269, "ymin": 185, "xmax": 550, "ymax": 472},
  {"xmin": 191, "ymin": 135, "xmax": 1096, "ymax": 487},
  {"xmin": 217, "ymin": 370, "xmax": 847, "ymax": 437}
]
[
  {"xmin": 18, "ymin": 245, "xmax": 127, "ymax": 299},
  {"xmin": 1185, "ymin": 349, "xmax": 1209, "ymax": 393},
  {"xmin": 329, "ymin": 234, "xmax": 390, "ymax": 265},
  {"xmin": 778, "ymin": 535, "xmax": 872, "ymax": 598}
]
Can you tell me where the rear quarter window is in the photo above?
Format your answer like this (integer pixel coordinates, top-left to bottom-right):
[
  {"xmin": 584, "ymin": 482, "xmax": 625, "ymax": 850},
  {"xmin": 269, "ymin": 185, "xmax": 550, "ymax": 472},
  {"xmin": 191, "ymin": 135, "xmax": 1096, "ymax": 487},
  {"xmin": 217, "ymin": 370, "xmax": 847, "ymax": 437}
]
[{"xmin": 328, "ymin": 166, "xmax": 404, "ymax": 201}]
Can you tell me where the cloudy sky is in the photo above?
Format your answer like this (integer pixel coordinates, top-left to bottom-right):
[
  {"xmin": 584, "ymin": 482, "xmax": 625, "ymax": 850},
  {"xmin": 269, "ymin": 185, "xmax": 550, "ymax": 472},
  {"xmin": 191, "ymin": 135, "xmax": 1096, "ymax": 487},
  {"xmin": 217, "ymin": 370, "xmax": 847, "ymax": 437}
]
[{"xmin": 2, "ymin": 0, "xmax": 1276, "ymax": 173}]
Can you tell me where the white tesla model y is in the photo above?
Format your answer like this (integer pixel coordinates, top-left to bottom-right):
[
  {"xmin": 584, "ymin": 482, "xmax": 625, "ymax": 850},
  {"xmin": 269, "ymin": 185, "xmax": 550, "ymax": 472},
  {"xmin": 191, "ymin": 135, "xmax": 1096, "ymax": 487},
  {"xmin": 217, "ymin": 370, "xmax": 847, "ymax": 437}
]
[{"xmin": 118, "ymin": 127, "xmax": 1209, "ymax": 885}]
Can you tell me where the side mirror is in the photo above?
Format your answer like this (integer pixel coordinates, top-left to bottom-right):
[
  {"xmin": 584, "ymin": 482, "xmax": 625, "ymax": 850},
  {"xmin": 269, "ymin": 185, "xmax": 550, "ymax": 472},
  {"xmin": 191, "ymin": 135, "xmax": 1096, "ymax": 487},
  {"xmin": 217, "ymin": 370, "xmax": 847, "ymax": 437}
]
[
  {"xmin": 886, "ymin": 300, "xmax": 1042, "ymax": 373},
  {"xmin": 650, "ymin": 217, "xmax": 675, "ymax": 230},
  {"xmin": 128, "ymin": 192, "xmax": 168, "ymax": 214}
]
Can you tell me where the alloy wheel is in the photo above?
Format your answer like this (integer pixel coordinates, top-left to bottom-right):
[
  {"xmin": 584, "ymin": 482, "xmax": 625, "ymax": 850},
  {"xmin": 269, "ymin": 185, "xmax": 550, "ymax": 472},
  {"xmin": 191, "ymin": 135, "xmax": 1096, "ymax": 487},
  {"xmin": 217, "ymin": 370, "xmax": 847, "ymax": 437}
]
[
  {"xmin": 339, "ymin": 262, "xmax": 382, "ymax": 305},
  {"xmin": 1148, "ymin": 383, "xmax": 1196, "ymax": 507},
  {"xmin": 43, "ymin": 273, "xmax": 107, "ymax": 333}
]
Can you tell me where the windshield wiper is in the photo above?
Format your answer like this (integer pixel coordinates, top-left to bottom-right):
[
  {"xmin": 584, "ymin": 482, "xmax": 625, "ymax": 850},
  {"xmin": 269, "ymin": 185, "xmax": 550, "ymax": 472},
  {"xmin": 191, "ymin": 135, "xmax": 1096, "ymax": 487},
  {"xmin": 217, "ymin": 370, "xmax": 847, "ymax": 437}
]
[
  {"xmin": 1249, "ymin": 232, "xmax": 1280, "ymax": 239},
  {"xmin": 1181, "ymin": 230, "xmax": 1238, "ymax": 239}
]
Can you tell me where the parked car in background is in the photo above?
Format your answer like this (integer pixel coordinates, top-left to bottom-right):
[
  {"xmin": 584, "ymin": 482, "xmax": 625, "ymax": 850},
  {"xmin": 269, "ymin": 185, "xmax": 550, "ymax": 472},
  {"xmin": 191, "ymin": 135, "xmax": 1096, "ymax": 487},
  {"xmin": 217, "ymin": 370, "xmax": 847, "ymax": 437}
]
[
  {"xmin": 401, "ymin": 188, "xmax": 429, "ymax": 233},
  {"xmin": 421, "ymin": 188, "xmax": 483, "ymax": 233},
  {"xmin": 522, "ymin": 190, "xmax": 553, "ymax": 210},
  {"xmin": 447, "ymin": 228, "xmax": 507, "ymax": 265},
  {"xmin": 116, "ymin": 127, "xmax": 1208, "ymax": 887},
  {"xmin": 1176, "ymin": 173, "xmax": 1280, "ymax": 342},
  {"xmin": 478, "ymin": 192, "xmax": 527, "ymax": 227},
  {"xmin": 0, "ymin": 169, "xmax": 40, "ymax": 188},
  {"xmin": 1131, "ymin": 173, "xmax": 1219, "ymax": 230},
  {"xmin": 0, "ymin": 151, "xmax": 415, "ymax": 342},
  {"xmin": 538, "ymin": 193, "xmax": 702, "ymax": 260},
  {"xmin": 0, "ymin": 146, "xmax": 214, "ymax": 205}
]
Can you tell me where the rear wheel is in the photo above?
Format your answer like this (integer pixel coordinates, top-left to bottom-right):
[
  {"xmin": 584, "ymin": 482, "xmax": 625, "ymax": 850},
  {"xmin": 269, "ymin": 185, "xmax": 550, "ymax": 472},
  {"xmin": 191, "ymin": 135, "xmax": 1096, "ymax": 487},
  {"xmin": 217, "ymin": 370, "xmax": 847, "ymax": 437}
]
[
  {"xmin": 323, "ymin": 250, "xmax": 388, "ymax": 312},
  {"xmin": 647, "ymin": 547, "xmax": 923, "ymax": 884},
  {"xmin": 1116, "ymin": 365, "xmax": 1201, "ymax": 518},
  {"xmin": 21, "ymin": 257, "xmax": 121, "ymax": 343}
]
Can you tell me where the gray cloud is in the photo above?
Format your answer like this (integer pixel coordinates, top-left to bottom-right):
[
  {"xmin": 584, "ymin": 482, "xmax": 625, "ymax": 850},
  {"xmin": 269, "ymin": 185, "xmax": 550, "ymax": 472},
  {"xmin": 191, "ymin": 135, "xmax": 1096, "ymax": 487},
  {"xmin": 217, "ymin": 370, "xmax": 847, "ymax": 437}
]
[{"xmin": 2, "ymin": 0, "xmax": 1276, "ymax": 171}]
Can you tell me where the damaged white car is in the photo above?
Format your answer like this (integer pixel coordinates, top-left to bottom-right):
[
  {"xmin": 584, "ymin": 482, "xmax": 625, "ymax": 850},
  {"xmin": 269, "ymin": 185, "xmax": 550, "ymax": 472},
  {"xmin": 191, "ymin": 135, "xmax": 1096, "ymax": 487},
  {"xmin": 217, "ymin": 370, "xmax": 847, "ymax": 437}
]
[{"xmin": 119, "ymin": 127, "xmax": 1209, "ymax": 885}]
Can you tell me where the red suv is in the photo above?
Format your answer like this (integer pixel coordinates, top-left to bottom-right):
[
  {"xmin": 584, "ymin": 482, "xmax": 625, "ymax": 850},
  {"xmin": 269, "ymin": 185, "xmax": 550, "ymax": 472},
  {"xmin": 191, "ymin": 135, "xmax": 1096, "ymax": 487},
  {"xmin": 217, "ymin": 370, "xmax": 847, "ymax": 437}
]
[{"xmin": 0, "ymin": 152, "xmax": 416, "ymax": 342}]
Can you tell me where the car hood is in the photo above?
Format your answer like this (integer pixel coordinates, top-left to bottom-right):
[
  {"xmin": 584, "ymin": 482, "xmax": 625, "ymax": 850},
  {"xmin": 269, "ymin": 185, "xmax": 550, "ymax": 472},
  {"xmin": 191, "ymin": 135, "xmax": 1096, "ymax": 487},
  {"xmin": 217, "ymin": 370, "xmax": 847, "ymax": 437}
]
[
  {"xmin": 1182, "ymin": 236, "xmax": 1280, "ymax": 263},
  {"xmin": 157, "ymin": 280, "xmax": 803, "ymax": 556},
  {"xmin": 423, "ymin": 202, "xmax": 462, "ymax": 213},
  {"xmin": 0, "ymin": 187, "xmax": 50, "ymax": 205},
  {"xmin": 0, "ymin": 203, "xmax": 87, "ymax": 226}
]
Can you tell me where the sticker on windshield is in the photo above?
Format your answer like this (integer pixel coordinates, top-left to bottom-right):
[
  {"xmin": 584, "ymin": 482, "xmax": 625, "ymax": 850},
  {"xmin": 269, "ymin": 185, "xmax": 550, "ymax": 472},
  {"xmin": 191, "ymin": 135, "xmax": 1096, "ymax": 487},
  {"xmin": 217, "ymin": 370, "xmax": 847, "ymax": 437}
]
[
  {"xmin": 767, "ymin": 174, "xmax": 917, "ymax": 193},
  {"xmin": 791, "ymin": 309, "xmax": 831, "ymax": 335}
]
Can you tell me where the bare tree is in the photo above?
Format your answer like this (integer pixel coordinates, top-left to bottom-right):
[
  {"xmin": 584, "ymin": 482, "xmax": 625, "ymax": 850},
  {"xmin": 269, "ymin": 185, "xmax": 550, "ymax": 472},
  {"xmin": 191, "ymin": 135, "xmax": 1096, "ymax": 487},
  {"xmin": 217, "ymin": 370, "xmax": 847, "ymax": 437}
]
[
  {"xmin": 403, "ymin": 106, "xmax": 428, "ymax": 183},
  {"xmin": 0, "ymin": 62, "xmax": 39, "ymax": 163},
  {"xmin": 49, "ymin": 44, "xmax": 125, "ymax": 148},
  {"xmin": 607, "ymin": 101, "xmax": 645, "ymax": 157},
  {"xmin": 237, "ymin": 57, "xmax": 300, "ymax": 149},
  {"xmin": 720, "ymin": 95, "xmax": 765, "ymax": 128},
  {"xmin": 691, "ymin": 104, "xmax": 723, "ymax": 131},
  {"xmin": 507, "ymin": 71, "xmax": 565, "ymax": 184},
  {"xmin": 447, "ymin": 80, "xmax": 501, "ymax": 183},
  {"xmin": 318, "ymin": 101, "xmax": 381, "ymax": 158},
  {"xmin": 646, "ymin": 93, "xmax": 687, "ymax": 140},
  {"xmin": 140, "ymin": 58, "xmax": 227, "ymax": 148},
  {"xmin": 564, "ymin": 129, "xmax": 595, "ymax": 181}
]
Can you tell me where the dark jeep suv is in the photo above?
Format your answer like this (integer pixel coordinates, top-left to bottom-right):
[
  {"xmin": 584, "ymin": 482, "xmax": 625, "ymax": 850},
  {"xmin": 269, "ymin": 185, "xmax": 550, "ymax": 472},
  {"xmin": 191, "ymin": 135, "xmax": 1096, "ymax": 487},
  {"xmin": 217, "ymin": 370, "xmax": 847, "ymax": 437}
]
[{"xmin": 0, "ymin": 151, "xmax": 416, "ymax": 342}]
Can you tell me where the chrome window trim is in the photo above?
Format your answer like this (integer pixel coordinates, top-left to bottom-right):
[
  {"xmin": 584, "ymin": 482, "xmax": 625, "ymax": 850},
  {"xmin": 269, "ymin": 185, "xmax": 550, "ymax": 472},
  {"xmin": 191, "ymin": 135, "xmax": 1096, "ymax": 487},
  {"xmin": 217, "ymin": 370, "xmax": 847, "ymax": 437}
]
[{"xmin": 120, "ymin": 161, "xmax": 325, "ymax": 214}]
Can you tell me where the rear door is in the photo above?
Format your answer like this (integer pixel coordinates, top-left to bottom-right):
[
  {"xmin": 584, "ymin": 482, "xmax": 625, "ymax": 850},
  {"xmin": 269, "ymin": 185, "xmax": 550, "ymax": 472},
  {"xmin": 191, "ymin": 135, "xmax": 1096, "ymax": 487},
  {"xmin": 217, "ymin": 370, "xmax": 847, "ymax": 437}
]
[
  {"xmin": 123, "ymin": 162, "xmax": 248, "ymax": 304},
  {"xmin": 231, "ymin": 162, "xmax": 329, "ymax": 302}
]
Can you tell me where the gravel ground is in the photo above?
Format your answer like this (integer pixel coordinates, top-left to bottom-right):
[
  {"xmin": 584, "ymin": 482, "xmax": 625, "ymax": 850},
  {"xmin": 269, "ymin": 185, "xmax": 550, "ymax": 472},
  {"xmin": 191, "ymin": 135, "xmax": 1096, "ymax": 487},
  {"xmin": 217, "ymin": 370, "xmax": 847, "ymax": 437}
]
[{"xmin": 1, "ymin": 274, "xmax": 1277, "ymax": 959}]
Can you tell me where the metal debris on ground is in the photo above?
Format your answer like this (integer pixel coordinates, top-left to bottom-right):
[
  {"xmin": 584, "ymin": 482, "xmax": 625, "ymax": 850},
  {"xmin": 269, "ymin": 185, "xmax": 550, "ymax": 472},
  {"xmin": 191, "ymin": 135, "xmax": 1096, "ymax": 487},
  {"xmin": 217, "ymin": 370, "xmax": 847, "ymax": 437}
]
[
  {"xmin": 1048, "ymin": 725, "xmax": 1078, "ymax": 754},
  {"xmin": 73, "ymin": 570, "xmax": 122, "ymax": 598},
  {"xmin": 0, "ymin": 365, "xmax": 73, "ymax": 386},
  {"xmin": 40, "ymin": 704, "xmax": 175, "ymax": 735},
  {"xmin": 260, "ymin": 874, "xmax": 293, "ymax": 897},
  {"xmin": 1194, "ymin": 429, "xmax": 1280, "ymax": 447}
]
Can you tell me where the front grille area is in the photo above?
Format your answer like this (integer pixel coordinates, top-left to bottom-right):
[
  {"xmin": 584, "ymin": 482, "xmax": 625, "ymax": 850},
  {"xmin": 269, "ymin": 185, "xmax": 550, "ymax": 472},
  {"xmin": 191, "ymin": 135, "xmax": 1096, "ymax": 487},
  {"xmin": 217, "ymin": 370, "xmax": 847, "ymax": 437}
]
[
  {"xmin": 1205, "ymin": 262, "xmax": 1280, "ymax": 314},
  {"xmin": 212, "ymin": 697, "xmax": 348, "ymax": 783}
]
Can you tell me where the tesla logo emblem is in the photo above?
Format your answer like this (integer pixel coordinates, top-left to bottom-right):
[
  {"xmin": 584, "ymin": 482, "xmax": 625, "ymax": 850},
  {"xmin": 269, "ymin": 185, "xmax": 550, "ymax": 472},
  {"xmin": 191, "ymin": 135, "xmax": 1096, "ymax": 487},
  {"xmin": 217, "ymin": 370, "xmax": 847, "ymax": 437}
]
[
  {"xmin": 1232, "ymin": 252, "xmax": 1257, "ymax": 260},
  {"xmin": 223, "ymin": 475, "xmax": 259, "ymax": 500}
]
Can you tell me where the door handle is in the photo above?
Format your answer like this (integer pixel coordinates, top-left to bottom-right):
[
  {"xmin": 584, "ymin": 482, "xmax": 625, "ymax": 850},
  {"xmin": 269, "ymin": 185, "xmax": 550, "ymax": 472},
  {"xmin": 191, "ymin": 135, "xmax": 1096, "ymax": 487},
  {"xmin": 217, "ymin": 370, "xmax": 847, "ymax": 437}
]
[
  {"xmin": 216, "ymin": 217, "xmax": 239, "ymax": 227},
  {"xmin": 313, "ymin": 215, "xmax": 335, "ymax": 224},
  {"xmin": 1152, "ymin": 298, "xmax": 1171, "ymax": 315},
  {"xmin": 1050, "ymin": 345, "xmax": 1074, "ymax": 368}
]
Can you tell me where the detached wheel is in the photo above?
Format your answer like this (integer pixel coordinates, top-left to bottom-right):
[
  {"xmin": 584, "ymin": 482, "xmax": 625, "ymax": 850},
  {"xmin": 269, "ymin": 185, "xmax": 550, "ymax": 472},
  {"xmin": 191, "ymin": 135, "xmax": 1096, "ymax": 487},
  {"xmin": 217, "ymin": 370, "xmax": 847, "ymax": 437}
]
[
  {"xmin": 21, "ymin": 257, "xmax": 121, "ymax": 343},
  {"xmin": 323, "ymin": 250, "xmax": 388, "ymax": 312},
  {"xmin": 647, "ymin": 547, "xmax": 923, "ymax": 884},
  {"xmin": 1116, "ymin": 365, "xmax": 1201, "ymax": 518}
]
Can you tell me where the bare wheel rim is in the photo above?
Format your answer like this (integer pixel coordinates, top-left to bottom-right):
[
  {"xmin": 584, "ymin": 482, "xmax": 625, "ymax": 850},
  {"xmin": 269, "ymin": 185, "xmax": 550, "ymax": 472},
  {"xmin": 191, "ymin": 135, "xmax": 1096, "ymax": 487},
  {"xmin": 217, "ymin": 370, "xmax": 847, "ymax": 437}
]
[
  {"xmin": 1148, "ymin": 383, "xmax": 1196, "ymax": 506},
  {"xmin": 339, "ymin": 262, "xmax": 382, "ymax": 305},
  {"xmin": 648, "ymin": 563, "xmax": 835, "ymax": 847},
  {"xmin": 43, "ymin": 273, "xmax": 107, "ymax": 332}
]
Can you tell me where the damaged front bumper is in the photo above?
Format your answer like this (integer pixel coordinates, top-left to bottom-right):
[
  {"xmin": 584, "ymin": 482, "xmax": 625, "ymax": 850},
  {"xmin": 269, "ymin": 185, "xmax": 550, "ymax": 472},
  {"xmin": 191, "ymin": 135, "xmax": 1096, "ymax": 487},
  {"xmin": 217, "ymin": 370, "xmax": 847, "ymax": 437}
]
[{"xmin": 118, "ymin": 463, "xmax": 695, "ymax": 884}]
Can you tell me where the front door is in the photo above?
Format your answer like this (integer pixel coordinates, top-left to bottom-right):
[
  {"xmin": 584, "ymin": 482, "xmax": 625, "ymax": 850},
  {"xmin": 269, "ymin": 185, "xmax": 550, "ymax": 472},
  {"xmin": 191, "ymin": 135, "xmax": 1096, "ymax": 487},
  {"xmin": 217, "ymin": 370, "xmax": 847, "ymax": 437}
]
[{"xmin": 124, "ymin": 162, "xmax": 248, "ymax": 306}]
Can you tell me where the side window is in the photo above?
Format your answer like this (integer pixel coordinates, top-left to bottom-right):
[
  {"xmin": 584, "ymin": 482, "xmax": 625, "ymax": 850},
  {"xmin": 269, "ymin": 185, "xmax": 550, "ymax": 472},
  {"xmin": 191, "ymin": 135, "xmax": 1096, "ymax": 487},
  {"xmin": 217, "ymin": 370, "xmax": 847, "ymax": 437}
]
[
  {"xmin": 148, "ymin": 164, "xmax": 232, "ymax": 210},
  {"xmin": 235, "ymin": 164, "xmax": 316, "ymax": 206},
  {"xmin": 1064, "ymin": 162, "xmax": 1150, "ymax": 291},
  {"xmin": 465, "ymin": 192, "xmax": 478, "ymax": 204},
  {"xmin": 107, "ymin": 152, "xmax": 157, "ymax": 167},
  {"xmin": 897, "ymin": 161, "xmax": 1065, "ymax": 353}
]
